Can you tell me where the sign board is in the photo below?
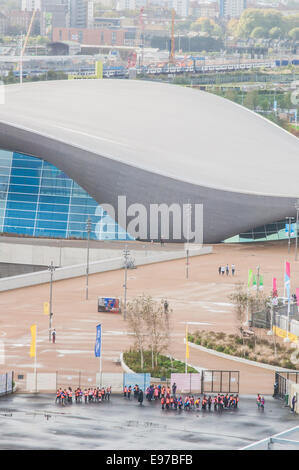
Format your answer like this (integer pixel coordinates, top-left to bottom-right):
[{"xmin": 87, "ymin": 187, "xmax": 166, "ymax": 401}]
[{"xmin": 98, "ymin": 297, "xmax": 121, "ymax": 313}]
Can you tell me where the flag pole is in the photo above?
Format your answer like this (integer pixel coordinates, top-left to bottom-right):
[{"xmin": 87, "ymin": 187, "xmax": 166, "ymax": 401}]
[
  {"xmin": 185, "ymin": 323, "xmax": 189, "ymax": 374},
  {"xmin": 34, "ymin": 325, "xmax": 37, "ymax": 393}
]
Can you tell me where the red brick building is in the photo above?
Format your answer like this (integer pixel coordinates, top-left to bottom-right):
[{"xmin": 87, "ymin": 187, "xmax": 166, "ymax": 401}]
[{"xmin": 52, "ymin": 27, "xmax": 129, "ymax": 46}]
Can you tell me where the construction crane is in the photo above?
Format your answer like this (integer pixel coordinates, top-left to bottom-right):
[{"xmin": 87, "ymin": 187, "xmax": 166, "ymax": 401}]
[
  {"xmin": 19, "ymin": 9, "xmax": 37, "ymax": 84},
  {"xmin": 22, "ymin": 9, "xmax": 37, "ymax": 56},
  {"xmin": 135, "ymin": 7, "xmax": 145, "ymax": 67},
  {"xmin": 169, "ymin": 9, "xmax": 175, "ymax": 65}
]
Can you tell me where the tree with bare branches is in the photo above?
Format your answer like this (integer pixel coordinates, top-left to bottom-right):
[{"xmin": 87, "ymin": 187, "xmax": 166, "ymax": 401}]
[{"xmin": 126, "ymin": 295, "xmax": 172, "ymax": 370}]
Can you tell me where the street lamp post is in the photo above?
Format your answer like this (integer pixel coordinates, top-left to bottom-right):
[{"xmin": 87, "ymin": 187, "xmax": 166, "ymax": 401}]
[
  {"xmin": 295, "ymin": 201, "xmax": 299, "ymax": 262},
  {"xmin": 123, "ymin": 244, "xmax": 130, "ymax": 321},
  {"xmin": 85, "ymin": 217, "xmax": 92, "ymax": 301},
  {"xmin": 286, "ymin": 216, "xmax": 294, "ymax": 254},
  {"xmin": 48, "ymin": 261, "xmax": 55, "ymax": 343},
  {"xmin": 185, "ymin": 201, "xmax": 191, "ymax": 280}
]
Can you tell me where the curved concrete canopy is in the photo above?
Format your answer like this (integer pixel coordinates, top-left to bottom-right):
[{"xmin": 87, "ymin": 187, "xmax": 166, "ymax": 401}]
[{"xmin": 0, "ymin": 79, "xmax": 298, "ymax": 243}]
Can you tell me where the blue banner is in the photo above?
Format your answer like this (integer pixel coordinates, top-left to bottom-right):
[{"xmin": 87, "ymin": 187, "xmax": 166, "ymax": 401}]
[
  {"xmin": 95, "ymin": 324, "xmax": 102, "ymax": 357},
  {"xmin": 285, "ymin": 223, "xmax": 295, "ymax": 235}
]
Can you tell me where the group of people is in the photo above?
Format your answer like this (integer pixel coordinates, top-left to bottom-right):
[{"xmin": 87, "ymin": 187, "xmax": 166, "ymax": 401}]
[
  {"xmin": 123, "ymin": 383, "xmax": 240, "ymax": 412},
  {"xmin": 123, "ymin": 384, "xmax": 145, "ymax": 404},
  {"xmin": 218, "ymin": 264, "xmax": 235, "ymax": 276},
  {"xmin": 55, "ymin": 386, "xmax": 112, "ymax": 405},
  {"xmin": 256, "ymin": 394, "xmax": 265, "ymax": 410},
  {"xmin": 161, "ymin": 393, "xmax": 239, "ymax": 411}
]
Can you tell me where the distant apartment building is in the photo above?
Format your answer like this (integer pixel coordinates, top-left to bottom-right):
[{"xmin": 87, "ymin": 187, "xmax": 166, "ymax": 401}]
[
  {"xmin": 40, "ymin": 0, "xmax": 69, "ymax": 35},
  {"xmin": 0, "ymin": 12, "xmax": 8, "ymax": 34},
  {"xmin": 7, "ymin": 10, "xmax": 31, "ymax": 30},
  {"xmin": 93, "ymin": 17, "xmax": 121, "ymax": 28},
  {"xmin": 116, "ymin": 0, "xmax": 136, "ymax": 9},
  {"xmin": 219, "ymin": 0, "xmax": 246, "ymax": 18},
  {"xmin": 21, "ymin": 0, "xmax": 42, "ymax": 10},
  {"xmin": 69, "ymin": 0, "xmax": 93, "ymax": 28},
  {"xmin": 170, "ymin": 0, "xmax": 190, "ymax": 18},
  {"xmin": 190, "ymin": 1, "xmax": 219, "ymax": 18},
  {"xmin": 52, "ymin": 26, "xmax": 133, "ymax": 45},
  {"xmin": 116, "ymin": 0, "xmax": 146, "ymax": 10}
]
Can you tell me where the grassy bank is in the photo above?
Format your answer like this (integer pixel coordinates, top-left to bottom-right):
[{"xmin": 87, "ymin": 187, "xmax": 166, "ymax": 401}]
[
  {"xmin": 123, "ymin": 350, "xmax": 198, "ymax": 378},
  {"xmin": 188, "ymin": 330, "xmax": 298, "ymax": 370}
]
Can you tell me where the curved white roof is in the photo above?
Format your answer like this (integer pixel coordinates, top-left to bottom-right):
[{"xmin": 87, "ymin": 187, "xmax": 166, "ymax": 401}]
[{"xmin": 0, "ymin": 79, "xmax": 298, "ymax": 197}]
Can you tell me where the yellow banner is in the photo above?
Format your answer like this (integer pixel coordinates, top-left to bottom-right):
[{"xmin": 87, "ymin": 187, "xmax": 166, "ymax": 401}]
[
  {"xmin": 273, "ymin": 325, "xmax": 298, "ymax": 343},
  {"xmin": 30, "ymin": 324, "xmax": 36, "ymax": 358},
  {"xmin": 43, "ymin": 302, "xmax": 49, "ymax": 315},
  {"xmin": 95, "ymin": 61, "xmax": 103, "ymax": 79},
  {"xmin": 186, "ymin": 324, "xmax": 189, "ymax": 359}
]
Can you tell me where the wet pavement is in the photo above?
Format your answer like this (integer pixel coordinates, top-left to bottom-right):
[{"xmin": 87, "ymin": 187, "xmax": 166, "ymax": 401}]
[{"xmin": 0, "ymin": 393, "xmax": 298, "ymax": 450}]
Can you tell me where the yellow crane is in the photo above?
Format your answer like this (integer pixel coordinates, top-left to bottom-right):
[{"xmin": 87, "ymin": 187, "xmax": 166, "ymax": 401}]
[
  {"xmin": 169, "ymin": 9, "xmax": 175, "ymax": 64},
  {"xmin": 19, "ymin": 9, "xmax": 37, "ymax": 84},
  {"xmin": 22, "ymin": 9, "xmax": 37, "ymax": 56}
]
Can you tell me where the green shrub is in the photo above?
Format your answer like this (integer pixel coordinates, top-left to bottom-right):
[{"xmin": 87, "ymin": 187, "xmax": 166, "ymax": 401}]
[
  {"xmin": 282, "ymin": 360, "xmax": 296, "ymax": 370},
  {"xmin": 224, "ymin": 347, "xmax": 232, "ymax": 355},
  {"xmin": 195, "ymin": 338, "xmax": 201, "ymax": 345},
  {"xmin": 216, "ymin": 345, "xmax": 225, "ymax": 352}
]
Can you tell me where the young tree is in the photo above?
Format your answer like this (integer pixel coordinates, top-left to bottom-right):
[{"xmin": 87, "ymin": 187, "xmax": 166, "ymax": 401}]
[
  {"xmin": 127, "ymin": 295, "xmax": 171, "ymax": 370},
  {"xmin": 127, "ymin": 296, "xmax": 148, "ymax": 370}
]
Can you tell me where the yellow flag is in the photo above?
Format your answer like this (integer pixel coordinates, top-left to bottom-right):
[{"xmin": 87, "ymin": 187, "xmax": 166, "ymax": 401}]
[
  {"xmin": 43, "ymin": 302, "xmax": 49, "ymax": 315},
  {"xmin": 185, "ymin": 324, "xmax": 189, "ymax": 360},
  {"xmin": 30, "ymin": 324, "xmax": 36, "ymax": 358}
]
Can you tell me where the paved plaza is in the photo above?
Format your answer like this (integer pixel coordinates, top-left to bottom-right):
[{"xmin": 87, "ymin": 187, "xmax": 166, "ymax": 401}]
[
  {"xmin": 0, "ymin": 393, "xmax": 297, "ymax": 450},
  {"xmin": 0, "ymin": 241, "xmax": 298, "ymax": 394}
]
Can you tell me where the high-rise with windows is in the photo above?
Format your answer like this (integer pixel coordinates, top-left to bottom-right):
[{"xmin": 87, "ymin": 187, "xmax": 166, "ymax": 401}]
[
  {"xmin": 21, "ymin": 0, "xmax": 42, "ymax": 10},
  {"xmin": 219, "ymin": 0, "xmax": 246, "ymax": 18},
  {"xmin": 69, "ymin": 0, "xmax": 93, "ymax": 28},
  {"xmin": 170, "ymin": 0, "xmax": 190, "ymax": 17}
]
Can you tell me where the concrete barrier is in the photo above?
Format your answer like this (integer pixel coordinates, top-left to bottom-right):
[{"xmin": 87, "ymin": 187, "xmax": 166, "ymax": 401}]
[{"xmin": 0, "ymin": 246, "xmax": 212, "ymax": 292}]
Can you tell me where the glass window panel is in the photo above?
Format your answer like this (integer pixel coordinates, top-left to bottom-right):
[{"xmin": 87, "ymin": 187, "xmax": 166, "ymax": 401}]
[
  {"xmin": 12, "ymin": 159, "xmax": 42, "ymax": 169},
  {"xmin": 6, "ymin": 201, "xmax": 37, "ymax": 211},
  {"xmin": 35, "ymin": 228, "xmax": 67, "ymax": 238},
  {"xmin": 36, "ymin": 220, "xmax": 67, "ymax": 230},
  {"xmin": 67, "ymin": 230, "xmax": 85, "ymax": 238},
  {"xmin": 6, "ymin": 209, "xmax": 36, "ymax": 220},
  {"xmin": 0, "ymin": 167, "xmax": 11, "ymax": 175},
  {"xmin": 39, "ymin": 195, "xmax": 70, "ymax": 205},
  {"xmin": 4, "ymin": 218, "xmax": 35, "ymax": 228},
  {"xmin": 69, "ymin": 204, "xmax": 98, "ymax": 215},
  {"xmin": 40, "ymin": 186, "xmax": 71, "ymax": 196},
  {"xmin": 13, "ymin": 153, "xmax": 38, "ymax": 161},
  {"xmin": 41, "ymin": 178, "xmax": 72, "ymax": 188},
  {"xmin": 38, "ymin": 203, "xmax": 69, "ymax": 213},
  {"xmin": 68, "ymin": 213, "xmax": 95, "ymax": 223},
  {"xmin": 11, "ymin": 168, "xmax": 41, "ymax": 178},
  {"xmin": 68, "ymin": 222, "xmax": 87, "ymax": 230},
  {"xmin": 9, "ymin": 184, "xmax": 39, "ymax": 194},
  {"xmin": 0, "ymin": 175, "xmax": 9, "ymax": 184},
  {"xmin": 7, "ymin": 193, "xmax": 38, "ymax": 202},
  {"xmin": 3, "ymin": 226, "xmax": 34, "ymax": 236},
  {"xmin": 9, "ymin": 176, "xmax": 39, "ymax": 186},
  {"xmin": 37, "ymin": 212, "xmax": 68, "ymax": 221},
  {"xmin": 0, "ymin": 149, "xmax": 12, "ymax": 160}
]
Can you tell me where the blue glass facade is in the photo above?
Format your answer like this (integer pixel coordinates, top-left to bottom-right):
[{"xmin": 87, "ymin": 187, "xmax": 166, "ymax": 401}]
[
  {"xmin": 0, "ymin": 149, "xmax": 133, "ymax": 241},
  {"xmin": 224, "ymin": 221, "xmax": 297, "ymax": 243}
]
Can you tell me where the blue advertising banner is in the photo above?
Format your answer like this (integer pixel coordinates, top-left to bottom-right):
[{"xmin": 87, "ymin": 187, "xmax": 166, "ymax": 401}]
[
  {"xmin": 95, "ymin": 324, "xmax": 102, "ymax": 357},
  {"xmin": 285, "ymin": 224, "xmax": 295, "ymax": 235}
]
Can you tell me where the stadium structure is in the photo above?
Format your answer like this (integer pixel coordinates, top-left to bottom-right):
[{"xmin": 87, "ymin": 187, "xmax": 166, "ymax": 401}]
[{"xmin": 0, "ymin": 79, "xmax": 298, "ymax": 244}]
